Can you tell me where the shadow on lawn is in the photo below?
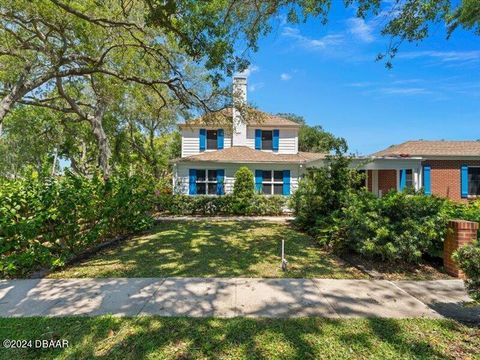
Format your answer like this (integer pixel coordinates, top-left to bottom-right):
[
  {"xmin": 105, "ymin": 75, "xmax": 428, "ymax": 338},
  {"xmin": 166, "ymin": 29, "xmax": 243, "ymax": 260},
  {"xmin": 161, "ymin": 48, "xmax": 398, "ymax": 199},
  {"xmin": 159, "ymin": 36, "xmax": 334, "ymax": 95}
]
[
  {"xmin": 2, "ymin": 316, "xmax": 475, "ymax": 359},
  {"xmin": 53, "ymin": 221, "xmax": 358, "ymax": 278}
]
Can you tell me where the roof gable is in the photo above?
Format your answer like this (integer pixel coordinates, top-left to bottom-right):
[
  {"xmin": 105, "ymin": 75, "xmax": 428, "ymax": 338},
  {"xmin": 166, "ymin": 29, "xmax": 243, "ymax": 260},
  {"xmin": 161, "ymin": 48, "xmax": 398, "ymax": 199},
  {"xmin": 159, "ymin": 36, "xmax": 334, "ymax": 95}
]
[{"xmin": 179, "ymin": 108, "xmax": 301, "ymax": 129}]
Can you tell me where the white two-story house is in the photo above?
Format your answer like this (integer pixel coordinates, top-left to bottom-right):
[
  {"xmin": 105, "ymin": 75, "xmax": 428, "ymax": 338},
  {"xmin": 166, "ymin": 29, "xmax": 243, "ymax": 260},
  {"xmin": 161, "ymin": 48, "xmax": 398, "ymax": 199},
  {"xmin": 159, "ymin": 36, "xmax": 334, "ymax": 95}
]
[{"xmin": 172, "ymin": 76, "xmax": 326, "ymax": 195}]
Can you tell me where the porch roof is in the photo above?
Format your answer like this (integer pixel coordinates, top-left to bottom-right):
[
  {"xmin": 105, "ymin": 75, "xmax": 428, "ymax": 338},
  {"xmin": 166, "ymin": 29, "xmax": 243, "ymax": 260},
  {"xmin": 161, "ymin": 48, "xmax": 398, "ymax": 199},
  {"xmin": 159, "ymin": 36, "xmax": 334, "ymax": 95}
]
[
  {"xmin": 371, "ymin": 140, "xmax": 480, "ymax": 158},
  {"xmin": 173, "ymin": 146, "xmax": 327, "ymax": 164}
]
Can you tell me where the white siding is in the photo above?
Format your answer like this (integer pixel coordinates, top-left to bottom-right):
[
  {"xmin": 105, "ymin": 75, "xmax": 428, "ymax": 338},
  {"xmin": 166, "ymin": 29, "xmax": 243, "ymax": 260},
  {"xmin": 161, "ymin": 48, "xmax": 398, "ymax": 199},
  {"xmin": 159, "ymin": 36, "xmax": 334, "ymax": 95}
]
[
  {"xmin": 246, "ymin": 127, "xmax": 298, "ymax": 154},
  {"xmin": 175, "ymin": 162, "xmax": 302, "ymax": 195},
  {"xmin": 181, "ymin": 128, "xmax": 232, "ymax": 157}
]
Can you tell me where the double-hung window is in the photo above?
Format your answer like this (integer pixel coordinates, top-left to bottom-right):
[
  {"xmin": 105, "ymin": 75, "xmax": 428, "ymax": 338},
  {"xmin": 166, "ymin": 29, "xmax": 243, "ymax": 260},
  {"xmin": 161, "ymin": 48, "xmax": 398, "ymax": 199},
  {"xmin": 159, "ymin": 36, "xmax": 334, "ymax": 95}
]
[
  {"xmin": 468, "ymin": 167, "xmax": 480, "ymax": 196},
  {"xmin": 262, "ymin": 170, "xmax": 284, "ymax": 195},
  {"xmin": 206, "ymin": 130, "xmax": 218, "ymax": 150},
  {"xmin": 196, "ymin": 170, "xmax": 218, "ymax": 195},
  {"xmin": 261, "ymin": 130, "xmax": 273, "ymax": 150},
  {"xmin": 405, "ymin": 169, "xmax": 413, "ymax": 188}
]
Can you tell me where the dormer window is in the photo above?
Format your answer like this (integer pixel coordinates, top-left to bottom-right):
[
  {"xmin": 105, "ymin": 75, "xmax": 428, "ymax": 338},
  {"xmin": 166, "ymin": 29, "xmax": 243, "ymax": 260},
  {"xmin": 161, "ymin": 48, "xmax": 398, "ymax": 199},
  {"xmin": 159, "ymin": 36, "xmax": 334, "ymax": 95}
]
[
  {"xmin": 207, "ymin": 130, "xmax": 218, "ymax": 150},
  {"xmin": 261, "ymin": 131, "xmax": 273, "ymax": 150},
  {"xmin": 255, "ymin": 129, "xmax": 279, "ymax": 152}
]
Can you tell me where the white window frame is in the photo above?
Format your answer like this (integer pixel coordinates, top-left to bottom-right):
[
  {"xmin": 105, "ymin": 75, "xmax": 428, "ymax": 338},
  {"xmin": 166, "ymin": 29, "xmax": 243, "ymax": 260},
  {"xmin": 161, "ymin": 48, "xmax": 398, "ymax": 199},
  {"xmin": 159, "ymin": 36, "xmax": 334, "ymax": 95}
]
[
  {"xmin": 196, "ymin": 169, "xmax": 218, "ymax": 195},
  {"xmin": 262, "ymin": 170, "xmax": 284, "ymax": 195}
]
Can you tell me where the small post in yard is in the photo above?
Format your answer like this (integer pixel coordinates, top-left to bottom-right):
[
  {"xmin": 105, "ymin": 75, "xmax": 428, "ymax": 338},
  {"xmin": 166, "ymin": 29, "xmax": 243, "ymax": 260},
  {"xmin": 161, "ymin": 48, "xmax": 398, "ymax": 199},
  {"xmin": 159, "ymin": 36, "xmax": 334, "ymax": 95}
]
[{"xmin": 281, "ymin": 239, "xmax": 288, "ymax": 271}]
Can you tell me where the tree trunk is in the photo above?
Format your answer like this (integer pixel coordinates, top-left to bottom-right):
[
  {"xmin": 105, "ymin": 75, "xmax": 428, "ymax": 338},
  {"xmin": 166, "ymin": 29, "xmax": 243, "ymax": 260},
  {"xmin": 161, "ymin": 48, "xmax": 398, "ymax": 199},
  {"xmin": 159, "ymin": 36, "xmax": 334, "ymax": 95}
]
[{"xmin": 88, "ymin": 103, "xmax": 111, "ymax": 180}]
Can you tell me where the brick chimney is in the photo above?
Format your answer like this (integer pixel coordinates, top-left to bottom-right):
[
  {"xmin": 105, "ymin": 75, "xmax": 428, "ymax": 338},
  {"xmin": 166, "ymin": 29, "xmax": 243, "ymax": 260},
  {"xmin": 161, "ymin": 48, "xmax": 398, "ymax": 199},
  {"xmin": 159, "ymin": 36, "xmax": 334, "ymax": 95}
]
[{"xmin": 232, "ymin": 75, "xmax": 247, "ymax": 146}]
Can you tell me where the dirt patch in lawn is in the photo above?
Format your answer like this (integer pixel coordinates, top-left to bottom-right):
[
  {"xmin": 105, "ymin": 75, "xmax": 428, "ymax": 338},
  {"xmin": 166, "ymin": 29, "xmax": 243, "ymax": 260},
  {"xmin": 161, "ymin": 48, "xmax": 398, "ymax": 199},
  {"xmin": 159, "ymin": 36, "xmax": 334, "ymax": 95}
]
[{"xmin": 342, "ymin": 253, "xmax": 453, "ymax": 281}]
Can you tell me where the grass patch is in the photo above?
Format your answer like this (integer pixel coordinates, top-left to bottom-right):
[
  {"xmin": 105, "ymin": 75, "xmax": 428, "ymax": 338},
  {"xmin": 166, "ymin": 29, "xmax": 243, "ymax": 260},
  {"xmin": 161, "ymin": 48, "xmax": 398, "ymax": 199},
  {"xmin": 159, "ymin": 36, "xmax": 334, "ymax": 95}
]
[
  {"xmin": 49, "ymin": 221, "xmax": 364, "ymax": 279},
  {"xmin": 1, "ymin": 317, "xmax": 479, "ymax": 359}
]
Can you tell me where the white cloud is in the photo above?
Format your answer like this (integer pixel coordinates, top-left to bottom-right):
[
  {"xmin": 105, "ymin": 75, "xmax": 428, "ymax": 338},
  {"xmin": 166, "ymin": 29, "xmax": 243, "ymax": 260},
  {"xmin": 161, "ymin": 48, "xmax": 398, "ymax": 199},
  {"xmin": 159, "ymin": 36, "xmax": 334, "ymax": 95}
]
[
  {"xmin": 280, "ymin": 73, "xmax": 292, "ymax": 81},
  {"xmin": 282, "ymin": 27, "xmax": 344, "ymax": 50},
  {"xmin": 379, "ymin": 87, "xmax": 432, "ymax": 95},
  {"xmin": 249, "ymin": 82, "xmax": 264, "ymax": 92},
  {"xmin": 398, "ymin": 51, "xmax": 480, "ymax": 63},
  {"xmin": 346, "ymin": 18, "xmax": 375, "ymax": 43},
  {"xmin": 239, "ymin": 65, "xmax": 260, "ymax": 77},
  {"xmin": 347, "ymin": 81, "xmax": 374, "ymax": 88}
]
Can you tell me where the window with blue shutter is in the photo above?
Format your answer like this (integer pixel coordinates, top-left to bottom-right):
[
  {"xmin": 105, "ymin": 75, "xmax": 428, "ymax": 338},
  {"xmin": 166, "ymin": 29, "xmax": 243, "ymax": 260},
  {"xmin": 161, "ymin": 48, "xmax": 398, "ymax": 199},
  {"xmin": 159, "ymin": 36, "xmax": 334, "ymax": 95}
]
[
  {"xmin": 273, "ymin": 129, "xmax": 279, "ymax": 152},
  {"xmin": 399, "ymin": 169, "xmax": 406, "ymax": 191},
  {"xmin": 255, "ymin": 170, "xmax": 263, "ymax": 192},
  {"xmin": 255, "ymin": 129, "xmax": 262, "ymax": 150},
  {"xmin": 461, "ymin": 165, "xmax": 468, "ymax": 198},
  {"xmin": 283, "ymin": 170, "xmax": 290, "ymax": 195},
  {"xmin": 423, "ymin": 165, "xmax": 431, "ymax": 195},
  {"xmin": 189, "ymin": 169, "xmax": 197, "ymax": 195},
  {"xmin": 199, "ymin": 129, "xmax": 206, "ymax": 151},
  {"xmin": 217, "ymin": 129, "xmax": 224, "ymax": 150},
  {"xmin": 216, "ymin": 169, "xmax": 225, "ymax": 195}
]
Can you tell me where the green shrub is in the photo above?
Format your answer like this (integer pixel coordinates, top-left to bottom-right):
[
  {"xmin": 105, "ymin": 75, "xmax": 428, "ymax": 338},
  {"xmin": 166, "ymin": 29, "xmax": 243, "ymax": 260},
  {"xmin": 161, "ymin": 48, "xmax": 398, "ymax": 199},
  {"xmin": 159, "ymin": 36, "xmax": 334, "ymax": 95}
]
[
  {"xmin": 291, "ymin": 153, "xmax": 361, "ymax": 232},
  {"xmin": 453, "ymin": 242, "xmax": 480, "ymax": 301},
  {"xmin": 233, "ymin": 167, "xmax": 254, "ymax": 198},
  {"xmin": 156, "ymin": 193, "xmax": 286, "ymax": 216},
  {"xmin": 232, "ymin": 167, "xmax": 255, "ymax": 214},
  {"xmin": 332, "ymin": 191, "xmax": 450, "ymax": 263},
  {"xmin": 0, "ymin": 172, "xmax": 154, "ymax": 277}
]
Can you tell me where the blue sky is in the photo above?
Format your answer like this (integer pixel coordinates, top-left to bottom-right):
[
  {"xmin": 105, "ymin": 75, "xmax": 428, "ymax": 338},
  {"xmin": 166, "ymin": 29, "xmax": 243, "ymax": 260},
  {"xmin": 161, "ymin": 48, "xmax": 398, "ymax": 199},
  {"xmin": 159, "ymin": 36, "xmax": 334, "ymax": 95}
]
[{"xmin": 241, "ymin": 2, "xmax": 480, "ymax": 155}]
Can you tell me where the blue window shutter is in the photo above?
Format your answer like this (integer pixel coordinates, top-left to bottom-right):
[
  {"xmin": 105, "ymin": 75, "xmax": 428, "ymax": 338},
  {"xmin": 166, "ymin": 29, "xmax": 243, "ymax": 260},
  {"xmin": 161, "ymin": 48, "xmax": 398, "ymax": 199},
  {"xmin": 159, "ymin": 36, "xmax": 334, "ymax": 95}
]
[
  {"xmin": 255, "ymin": 170, "xmax": 263, "ymax": 193},
  {"xmin": 423, "ymin": 165, "xmax": 431, "ymax": 195},
  {"xmin": 461, "ymin": 165, "xmax": 468, "ymax": 198},
  {"xmin": 255, "ymin": 129, "xmax": 262, "ymax": 150},
  {"xmin": 189, "ymin": 169, "xmax": 197, "ymax": 195},
  {"xmin": 199, "ymin": 129, "xmax": 206, "ymax": 151},
  {"xmin": 399, "ymin": 169, "xmax": 406, "ymax": 191},
  {"xmin": 216, "ymin": 169, "xmax": 225, "ymax": 195},
  {"xmin": 273, "ymin": 129, "xmax": 279, "ymax": 152},
  {"xmin": 283, "ymin": 170, "xmax": 291, "ymax": 195},
  {"xmin": 217, "ymin": 129, "xmax": 224, "ymax": 150}
]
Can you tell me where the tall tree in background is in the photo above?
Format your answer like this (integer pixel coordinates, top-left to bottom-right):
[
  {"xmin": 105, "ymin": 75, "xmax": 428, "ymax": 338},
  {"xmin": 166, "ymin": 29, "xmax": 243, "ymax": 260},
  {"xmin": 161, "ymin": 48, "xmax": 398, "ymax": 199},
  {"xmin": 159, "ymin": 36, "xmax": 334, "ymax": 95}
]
[
  {"xmin": 1, "ymin": 0, "xmax": 478, "ymax": 178},
  {"xmin": 276, "ymin": 113, "xmax": 347, "ymax": 153}
]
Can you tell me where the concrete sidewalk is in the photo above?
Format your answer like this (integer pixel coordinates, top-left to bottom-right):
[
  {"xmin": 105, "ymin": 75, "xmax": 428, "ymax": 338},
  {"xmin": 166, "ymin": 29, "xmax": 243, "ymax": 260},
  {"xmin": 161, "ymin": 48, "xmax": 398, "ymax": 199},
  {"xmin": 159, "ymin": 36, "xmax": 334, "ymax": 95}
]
[{"xmin": 0, "ymin": 278, "xmax": 478, "ymax": 321}]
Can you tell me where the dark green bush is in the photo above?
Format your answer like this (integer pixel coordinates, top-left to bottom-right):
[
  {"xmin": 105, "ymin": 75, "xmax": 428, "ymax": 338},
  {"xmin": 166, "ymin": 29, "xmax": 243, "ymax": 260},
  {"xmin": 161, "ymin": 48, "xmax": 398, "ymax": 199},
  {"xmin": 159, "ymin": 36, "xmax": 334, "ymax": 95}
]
[
  {"xmin": 156, "ymin": 194, "xmax": 286, "ymax": 216},
  {"xmin": 232, "ymin": 167, "xmax": 255, "ymax": 214},
  {"xmin": 291, "ymin": 153, "xmax": 361, "ymax": 232},
  {"xmin": 290, "ymin": 152, "xmax": 479, "ymax": 264},
  {"xmin": 453, "ymin": 242, "xmax": 480, "ymax": 301},
  {"xmin": 233, "ymin": 166, "xmax": 254, "ymax": 198},
  {"xmin": 0, "ymin": 172, "xmax": 154, "ymax": 277},
  {"xmin": 333, "ymin": 191, "xmax": 450, "ymax": 263}
]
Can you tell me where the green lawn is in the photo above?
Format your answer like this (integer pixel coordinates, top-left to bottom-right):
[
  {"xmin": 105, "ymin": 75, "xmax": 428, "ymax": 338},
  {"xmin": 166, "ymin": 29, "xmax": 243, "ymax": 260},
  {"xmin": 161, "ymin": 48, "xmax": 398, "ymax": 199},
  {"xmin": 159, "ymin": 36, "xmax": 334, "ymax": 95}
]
[
  {"xmin": 49, "ymin": 221, "xmax": 365, "ymax": 279},
  {"xmin": 1, "ymin": 317, "xmax": 478, "ymax": 359}
]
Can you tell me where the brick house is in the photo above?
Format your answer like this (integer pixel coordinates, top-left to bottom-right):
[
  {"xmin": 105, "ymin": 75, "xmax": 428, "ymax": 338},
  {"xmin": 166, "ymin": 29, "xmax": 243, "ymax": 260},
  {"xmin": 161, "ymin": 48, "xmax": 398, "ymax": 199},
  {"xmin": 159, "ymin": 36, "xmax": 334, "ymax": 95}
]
[{"xmin": 360, "ymin": 141, "xmax": 480, "ymax": 201}]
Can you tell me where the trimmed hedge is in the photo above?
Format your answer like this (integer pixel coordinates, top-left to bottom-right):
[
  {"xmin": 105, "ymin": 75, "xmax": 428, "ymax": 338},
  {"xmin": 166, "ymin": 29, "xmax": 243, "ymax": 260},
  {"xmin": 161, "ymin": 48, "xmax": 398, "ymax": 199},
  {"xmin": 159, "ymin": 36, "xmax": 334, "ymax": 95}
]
[
  {"xmin": 0, "ymin": 173, "xmax": 154, "ymax": 277},
  {"xmin": 156, "ymin": 194, "xmax": 287, "ymax": 216}
]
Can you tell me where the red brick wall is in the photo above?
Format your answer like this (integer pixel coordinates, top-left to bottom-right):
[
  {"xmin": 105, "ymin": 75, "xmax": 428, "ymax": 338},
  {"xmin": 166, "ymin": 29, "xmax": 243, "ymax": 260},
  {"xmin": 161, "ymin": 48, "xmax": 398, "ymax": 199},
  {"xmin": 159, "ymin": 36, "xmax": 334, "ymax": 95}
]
[
  {"xmin": 424, "ymin": 160, "xmax": 480, "ymax": 202},
  {"xmin": 444, "ymin": 220, "xmax": 478, "ymax": 278},
  {"xmin": 378, "ymin": 170, "xmax": 397, "ymax": 195}
]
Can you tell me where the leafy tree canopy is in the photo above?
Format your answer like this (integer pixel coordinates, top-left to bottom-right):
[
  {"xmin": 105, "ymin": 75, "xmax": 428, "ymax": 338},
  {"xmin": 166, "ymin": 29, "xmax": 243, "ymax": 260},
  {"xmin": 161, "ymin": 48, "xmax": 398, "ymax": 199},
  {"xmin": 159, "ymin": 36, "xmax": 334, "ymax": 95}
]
[{"xmin": 276, "ymin": 113, "xmax": 347, "ymax": 153}]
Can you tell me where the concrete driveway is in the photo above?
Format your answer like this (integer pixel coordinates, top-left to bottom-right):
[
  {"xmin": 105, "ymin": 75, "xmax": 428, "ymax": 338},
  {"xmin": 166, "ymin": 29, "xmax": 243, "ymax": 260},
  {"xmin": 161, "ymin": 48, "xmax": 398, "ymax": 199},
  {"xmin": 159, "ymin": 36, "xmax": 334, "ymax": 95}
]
[{"xmin": 0, "ymin": 278, "xmax": 478, "ymax": 322}]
